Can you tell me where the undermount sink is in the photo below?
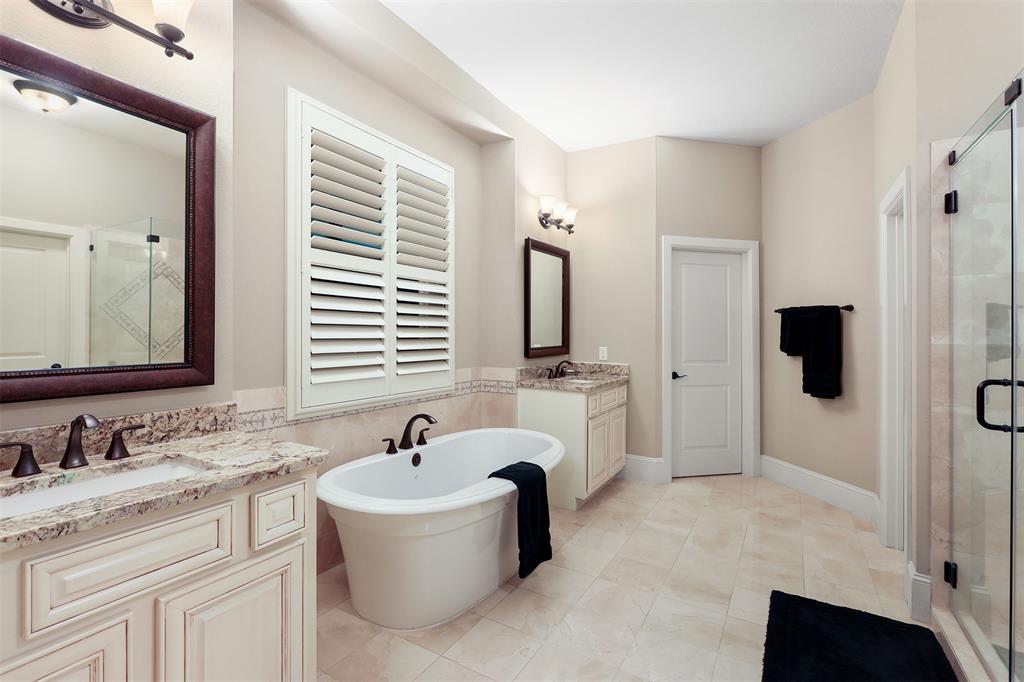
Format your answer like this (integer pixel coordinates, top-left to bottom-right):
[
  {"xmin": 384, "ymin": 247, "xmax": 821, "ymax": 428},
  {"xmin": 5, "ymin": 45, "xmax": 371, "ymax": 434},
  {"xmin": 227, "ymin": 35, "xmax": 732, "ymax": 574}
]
[
  {"xmin": 0, "ymin": 462, "xmax": 205, "ymax": 519},
  {"xmin": 557, "ymin": 377, "xmax": 599, "ymax": 383}
]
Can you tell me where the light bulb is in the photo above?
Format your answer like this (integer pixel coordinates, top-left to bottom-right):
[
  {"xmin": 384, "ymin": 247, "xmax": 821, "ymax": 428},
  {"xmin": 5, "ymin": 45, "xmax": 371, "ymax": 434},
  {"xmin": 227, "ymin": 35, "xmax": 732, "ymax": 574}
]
[{"xmin": 153, "ymin": 0, "xmax": 195, "ymax": 42}]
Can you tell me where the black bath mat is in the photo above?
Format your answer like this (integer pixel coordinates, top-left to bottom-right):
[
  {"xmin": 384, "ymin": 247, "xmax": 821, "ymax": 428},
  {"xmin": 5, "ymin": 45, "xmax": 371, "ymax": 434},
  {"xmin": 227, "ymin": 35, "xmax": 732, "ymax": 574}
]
[{"xmin": 762, "ymin": 591, "xmax": 956, "ymax": 682}]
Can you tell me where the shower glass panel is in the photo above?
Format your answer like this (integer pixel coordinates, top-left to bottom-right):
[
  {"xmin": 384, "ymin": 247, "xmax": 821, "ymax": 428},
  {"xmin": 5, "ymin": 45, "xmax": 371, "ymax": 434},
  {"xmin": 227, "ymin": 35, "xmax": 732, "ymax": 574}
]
[
  {"xmin": 949, "ymin": 73, "xmax": 1020, "ymax": 679},
  {"xmin": 90, "ymin": 217, "xmax": 186, "ymax": 367}
]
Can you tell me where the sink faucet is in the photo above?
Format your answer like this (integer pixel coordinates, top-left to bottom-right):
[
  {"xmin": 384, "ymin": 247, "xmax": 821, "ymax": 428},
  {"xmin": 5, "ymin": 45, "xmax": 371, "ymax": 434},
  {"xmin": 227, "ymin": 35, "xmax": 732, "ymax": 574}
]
[
  {"xmin": 549, "ymin": 360, "xmax": 574, "ymax": 379},
  {"xmin": 60, "ymin": 414, "xmax": 100, "ymax": 470},
  {"xmin": 399, "ymin": 413, "xmax": 437, "ymax": 450}
]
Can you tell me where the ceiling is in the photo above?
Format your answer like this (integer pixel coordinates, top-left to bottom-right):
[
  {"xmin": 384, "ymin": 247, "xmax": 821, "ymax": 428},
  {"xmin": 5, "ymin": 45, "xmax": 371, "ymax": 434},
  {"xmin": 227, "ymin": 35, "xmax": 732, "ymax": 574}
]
[{"xmin": 382, "ymin": 0, "xmax": 903, "ymax": 150}]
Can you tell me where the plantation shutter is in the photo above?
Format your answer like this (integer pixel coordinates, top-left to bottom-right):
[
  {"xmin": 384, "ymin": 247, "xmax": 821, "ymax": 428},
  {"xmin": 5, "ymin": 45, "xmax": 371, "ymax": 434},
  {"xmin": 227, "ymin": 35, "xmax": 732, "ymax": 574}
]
[
  {"xmin": 294, "ymin": 95, "xmax": 454, "ymax": 415},
  {"xmin": 393, "ymin": 153, "xmax": 453, "ymax": 395}
]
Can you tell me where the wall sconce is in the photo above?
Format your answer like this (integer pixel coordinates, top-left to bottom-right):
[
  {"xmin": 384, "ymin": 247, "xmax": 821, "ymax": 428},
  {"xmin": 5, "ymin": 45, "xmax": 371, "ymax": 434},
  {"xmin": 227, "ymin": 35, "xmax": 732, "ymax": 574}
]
[
  {"xmin": 29, "ymin": 0, "xmax": 195, "ymax": 60},
  {"xmin": 538, "ymin": 195, "xmax": 579, "ymax": 235}
]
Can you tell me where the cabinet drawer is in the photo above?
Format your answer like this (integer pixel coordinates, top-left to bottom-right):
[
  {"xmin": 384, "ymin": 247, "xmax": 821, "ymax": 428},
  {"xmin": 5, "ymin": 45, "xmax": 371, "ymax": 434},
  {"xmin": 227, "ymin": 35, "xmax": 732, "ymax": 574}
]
[
  {"xmin": 600, "ymin": 388, "xmax": 619, "ymax": 412},
  {"xmin": 26, "ymin": 503, "xmax": 233, "ymax": 636},
  {"xmin": 587, "ymin": 393, "xmax": 602, "ymax": 417},
  {"xmin": 614, "ymin": 385, "xmax": 627, "ymax": 407},
  {"xmin": 251, "ymin": 481, "xmax": 307, "ymax": 549}
]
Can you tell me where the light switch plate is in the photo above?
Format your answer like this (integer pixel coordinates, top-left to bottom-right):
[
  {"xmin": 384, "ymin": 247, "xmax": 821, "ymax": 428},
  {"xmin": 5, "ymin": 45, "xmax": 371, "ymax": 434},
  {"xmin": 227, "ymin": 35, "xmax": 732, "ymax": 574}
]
[{"xmin": 598, "ymin": 346, "xmax": 608, "ymax": 361}]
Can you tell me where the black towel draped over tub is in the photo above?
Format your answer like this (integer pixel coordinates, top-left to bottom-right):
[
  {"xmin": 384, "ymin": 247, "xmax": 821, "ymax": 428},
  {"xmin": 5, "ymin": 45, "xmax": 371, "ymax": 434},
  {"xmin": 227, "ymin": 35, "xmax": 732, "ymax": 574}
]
[
  {"xmin": 778, "ymin": 305, "xmax": 843, "ymax": 399},
  {"xmin": 488, "ymin": 462, "xmax": 552, "ymax": 579}
]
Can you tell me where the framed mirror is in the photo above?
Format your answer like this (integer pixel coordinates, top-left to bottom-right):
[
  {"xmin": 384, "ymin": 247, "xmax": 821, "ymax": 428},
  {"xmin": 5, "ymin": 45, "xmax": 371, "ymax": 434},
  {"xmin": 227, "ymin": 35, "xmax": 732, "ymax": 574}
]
[
  {"xmin": 524, "ymin": 237, "xmax": 570, "ymax": 358},
  {"xmin": 0, "ymin": 36, "xmax": 215, "ymax": 402}
]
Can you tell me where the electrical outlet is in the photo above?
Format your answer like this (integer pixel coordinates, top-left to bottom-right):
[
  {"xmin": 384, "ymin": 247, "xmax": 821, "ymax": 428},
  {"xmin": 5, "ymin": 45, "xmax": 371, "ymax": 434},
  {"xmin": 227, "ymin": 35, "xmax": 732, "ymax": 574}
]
[{"xmin": 598, "ymin": 346, "xmax": 608, "ymax": 361}]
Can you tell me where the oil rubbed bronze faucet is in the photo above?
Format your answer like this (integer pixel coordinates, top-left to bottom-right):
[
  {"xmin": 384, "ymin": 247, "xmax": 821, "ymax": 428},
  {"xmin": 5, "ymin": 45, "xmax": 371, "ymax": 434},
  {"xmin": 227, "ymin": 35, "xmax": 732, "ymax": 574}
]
[
  {"xmin": 399, "ymin": 413, "xmax": 437, "ymax": 450},
  {"xmin": 59, "ymin": 414, "xmax": 100, "ymax": 469},
  {"xmin": 0, "ymin": 442, "xmax": 41, "ymax": 477},
  {"xmin": 548, "ymin": 360, "xmax": 574, "ymax": 379}
]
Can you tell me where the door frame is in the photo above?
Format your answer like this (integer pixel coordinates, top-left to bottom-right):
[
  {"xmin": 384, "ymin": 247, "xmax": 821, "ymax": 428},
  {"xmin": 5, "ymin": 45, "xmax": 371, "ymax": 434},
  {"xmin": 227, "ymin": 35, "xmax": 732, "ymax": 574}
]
[
  {"xmin": 878, "ymin": 168, "xmax": 912, "ymax": 552},
  {"xmin": 660, "ymin": 236, "xmax": 761, "ymax": 481}
]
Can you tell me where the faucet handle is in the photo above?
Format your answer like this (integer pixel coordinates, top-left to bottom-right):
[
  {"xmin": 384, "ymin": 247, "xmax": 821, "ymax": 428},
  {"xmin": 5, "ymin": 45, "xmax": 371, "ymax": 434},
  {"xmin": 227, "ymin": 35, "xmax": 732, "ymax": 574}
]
[
  {"xmin": 382, "ymin": 438, "xmax": 398, "ymax": 455},
  {"xmin": 0, "ymin": 442, "xmax": 41, "ymax": 478},
  {"xmin": 416, "ymin": 428, "xmax": 430, "ymax": 446},
  {"xmin": 105, "ymin": 424, "xmax": 145, "ymax": 461}
]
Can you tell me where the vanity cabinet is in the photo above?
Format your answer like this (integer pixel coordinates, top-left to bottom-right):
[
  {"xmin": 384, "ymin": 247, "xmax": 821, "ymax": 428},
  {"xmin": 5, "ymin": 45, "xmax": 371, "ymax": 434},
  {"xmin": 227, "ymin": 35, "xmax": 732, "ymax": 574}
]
[
  {"xmin": 0, "ymin": 472, "xmax": 317, "ymax": 682},
  {"xmin": 518, "ymin": 384, "xmax": 628, "ymax": 510}
]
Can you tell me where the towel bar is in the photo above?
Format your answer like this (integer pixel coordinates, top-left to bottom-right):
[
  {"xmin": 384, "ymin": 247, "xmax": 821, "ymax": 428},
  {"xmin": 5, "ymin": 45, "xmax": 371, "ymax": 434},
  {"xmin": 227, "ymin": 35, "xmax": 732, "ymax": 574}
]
[{"xmin": 773, "ymin": 305, "xmax": 854, "ymax": 313}]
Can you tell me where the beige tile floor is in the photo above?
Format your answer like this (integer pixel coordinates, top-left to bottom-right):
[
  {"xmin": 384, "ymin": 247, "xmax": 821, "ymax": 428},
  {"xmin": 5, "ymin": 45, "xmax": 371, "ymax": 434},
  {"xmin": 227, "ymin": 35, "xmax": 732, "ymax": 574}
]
[{"xmin": 315, "ymin": 475, "xmax": 916, "ymax": 681}]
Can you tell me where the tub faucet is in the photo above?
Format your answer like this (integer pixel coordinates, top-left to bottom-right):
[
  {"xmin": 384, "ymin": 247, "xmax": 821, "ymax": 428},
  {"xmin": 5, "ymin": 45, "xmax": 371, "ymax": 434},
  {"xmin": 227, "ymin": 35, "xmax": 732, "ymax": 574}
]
[
  {"xmin": 60, "ymin": 414, "xmax": 100, "ymax": 469},
  {"xmin": 399, "ymin": 413, "xmax": 437, "ymax": 450}
]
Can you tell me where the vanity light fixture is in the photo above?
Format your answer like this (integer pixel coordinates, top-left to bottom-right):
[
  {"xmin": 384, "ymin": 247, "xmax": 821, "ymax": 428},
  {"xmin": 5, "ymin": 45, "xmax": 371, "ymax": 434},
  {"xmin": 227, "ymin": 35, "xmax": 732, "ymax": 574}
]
[
  {"xmin": 29, "ymin": 0, "xmax": 195, "ymax": 60},
  {"xmin": 537, "ymin": 195, "xmax": 579, "ymax": 234},
  {"xmin": 13, "ymin": 79, "xmax": 77, "ymax": 113}
]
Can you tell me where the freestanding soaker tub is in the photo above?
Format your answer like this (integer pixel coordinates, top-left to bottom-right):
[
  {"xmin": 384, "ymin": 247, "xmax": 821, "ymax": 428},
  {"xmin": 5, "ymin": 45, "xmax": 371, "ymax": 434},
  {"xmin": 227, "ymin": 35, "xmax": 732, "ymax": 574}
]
[{"xmin": 317, "ymin": 428, "xmax": 564, "ymax": 629}]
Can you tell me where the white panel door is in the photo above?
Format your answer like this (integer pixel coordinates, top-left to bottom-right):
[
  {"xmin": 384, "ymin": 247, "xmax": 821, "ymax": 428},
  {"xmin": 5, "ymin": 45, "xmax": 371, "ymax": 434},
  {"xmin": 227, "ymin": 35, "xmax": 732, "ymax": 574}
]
[
  {"xmin": 0, "ymin": 229, "xmax": 69, "ymax": 371},
  {"xmin": 671, "ymin": 250, "xmax": 742, "ymax": 477}
]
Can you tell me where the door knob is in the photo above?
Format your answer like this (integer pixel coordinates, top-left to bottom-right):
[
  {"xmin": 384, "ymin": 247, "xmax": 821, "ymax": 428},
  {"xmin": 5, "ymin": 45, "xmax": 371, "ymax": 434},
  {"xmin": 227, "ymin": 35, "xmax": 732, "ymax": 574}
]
[{"xmin": 672, "ymin": 371, "xmax": 687, "ymax": 380}]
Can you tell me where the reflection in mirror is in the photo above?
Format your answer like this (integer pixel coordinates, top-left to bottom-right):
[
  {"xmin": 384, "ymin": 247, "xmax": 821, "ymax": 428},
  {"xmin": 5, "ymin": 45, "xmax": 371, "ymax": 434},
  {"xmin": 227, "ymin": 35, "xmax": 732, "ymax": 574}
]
[
  {"xmin": 530, "ymin": 250, "xmax": 564, "ymax": 349},
  {"xmin": 524, "ymin": 238, "xmax": 569, "ymax": 358},
  {"xmin": 0, "ymin": 67, "xmax": 187, "ymax": 372}
]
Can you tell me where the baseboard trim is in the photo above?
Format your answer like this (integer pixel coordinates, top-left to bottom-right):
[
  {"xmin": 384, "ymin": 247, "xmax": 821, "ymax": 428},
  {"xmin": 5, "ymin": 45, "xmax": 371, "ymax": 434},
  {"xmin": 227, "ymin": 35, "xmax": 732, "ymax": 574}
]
[
  {"xmin": 618, "ymin": 454, "xmax": 666, "ymax": 484},
  {"xmin": 760, "ymin": 455, "xmax": 879, "ymax": 522},
  {"xmin": 906, "ymin": 561, "xmax": 932, "ymax": 623}
]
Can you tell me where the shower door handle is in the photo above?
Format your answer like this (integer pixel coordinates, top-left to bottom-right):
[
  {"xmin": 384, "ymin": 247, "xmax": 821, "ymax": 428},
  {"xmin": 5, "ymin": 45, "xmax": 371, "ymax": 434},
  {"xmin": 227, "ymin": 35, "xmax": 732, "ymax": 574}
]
[{"xmin": 976, "ymin": 379, "xmax": 1024, "ymax": 432}]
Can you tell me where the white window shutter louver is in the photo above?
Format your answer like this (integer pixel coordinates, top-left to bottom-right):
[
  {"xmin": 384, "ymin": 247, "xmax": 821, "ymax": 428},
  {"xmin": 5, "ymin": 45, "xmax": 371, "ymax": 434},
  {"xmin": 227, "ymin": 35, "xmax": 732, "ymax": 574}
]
[{"xmin": 293, "ymin": 96, "xmax": 454, "ymax": 415}]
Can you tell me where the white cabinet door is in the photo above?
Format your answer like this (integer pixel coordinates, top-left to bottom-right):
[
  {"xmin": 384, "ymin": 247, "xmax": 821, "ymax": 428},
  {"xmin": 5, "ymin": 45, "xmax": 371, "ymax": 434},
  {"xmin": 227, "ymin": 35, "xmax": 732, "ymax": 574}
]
[
  {"xmin": 1, "ymin": 616, "xmax": 128, "ymax": 682},
  {"xmin": 158, "ymin": 544, "xmax": 304, "ymax": 682},
  {"xmin": 587, "ymin": 413, "xmax": 610, "ymax": 493},
  {"xmin": 608, "ymin": 406, "xmax": 627, "ymax": 474}
]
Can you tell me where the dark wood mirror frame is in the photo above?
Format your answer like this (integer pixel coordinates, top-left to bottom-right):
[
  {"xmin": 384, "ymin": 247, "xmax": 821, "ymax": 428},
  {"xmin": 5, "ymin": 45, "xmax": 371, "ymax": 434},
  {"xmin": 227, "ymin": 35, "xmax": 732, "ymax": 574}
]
[
  {"xmin": 0, "ymin": 36, "xmax": 215, "ymax": 403},
  {"xmin": 524, "ymin": 237, "xmax": 570, "ymax": 359}
]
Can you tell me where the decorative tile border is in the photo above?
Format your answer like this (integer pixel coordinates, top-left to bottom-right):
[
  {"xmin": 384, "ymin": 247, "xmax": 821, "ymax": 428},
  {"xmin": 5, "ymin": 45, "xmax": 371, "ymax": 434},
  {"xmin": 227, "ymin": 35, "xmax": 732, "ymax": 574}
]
[{"xmin": 235, "ymin": 379, "xmax": 517, "ymax": 434}]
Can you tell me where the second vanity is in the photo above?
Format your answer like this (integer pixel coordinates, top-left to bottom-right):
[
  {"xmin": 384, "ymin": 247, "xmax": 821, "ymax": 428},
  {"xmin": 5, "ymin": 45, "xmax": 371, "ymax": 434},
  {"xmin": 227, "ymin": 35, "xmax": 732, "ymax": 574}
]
[
  {"xmin": 517, "ymin": 363, "xmax": 629, "ymax": 510},
  {"xmin": 0, "ymin": 431, "xmax": 325, "ymax": 682}
]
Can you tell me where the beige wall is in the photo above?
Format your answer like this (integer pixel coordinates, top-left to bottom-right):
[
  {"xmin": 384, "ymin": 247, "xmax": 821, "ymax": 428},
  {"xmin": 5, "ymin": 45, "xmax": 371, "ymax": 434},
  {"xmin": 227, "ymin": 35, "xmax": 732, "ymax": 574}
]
[
  {"xmin": 761, "ymin": 94, "xmax": 877, "ymax": 492},
  {"xmin": 566, "ymin": 136, "xmax": 761, "ymax": 459},
  {"xmin": 872, "ymin": 0, "xmax": 928, "ymax": 571},
  {"xmin": 568, "ymin": 138, "xmax": 657, "ymax": 457},
  {"xmin": 0, "ymin": 0, "xmax": 234, "ymax": 430},
  {"xmin": 233, "ymin": 1, "xmax": 484, "ymax": 389}
]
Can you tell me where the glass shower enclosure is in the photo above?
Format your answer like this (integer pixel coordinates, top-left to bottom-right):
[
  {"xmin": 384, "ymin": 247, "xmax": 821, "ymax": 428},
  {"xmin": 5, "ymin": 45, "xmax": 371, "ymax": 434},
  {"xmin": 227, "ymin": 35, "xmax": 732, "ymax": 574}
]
[
  {"xmin": 89, "ymin": 217, "xmax": 186, "ymax": 367},
  {"xmin": 949, "ymin": 70, "xmax": 1022, "ymax": 678}
]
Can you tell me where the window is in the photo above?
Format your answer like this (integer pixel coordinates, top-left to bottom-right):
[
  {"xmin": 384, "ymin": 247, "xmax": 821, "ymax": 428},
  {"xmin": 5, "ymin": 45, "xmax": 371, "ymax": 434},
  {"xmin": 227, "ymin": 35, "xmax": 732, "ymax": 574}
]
[{"xmin": 286, "ymin": 90, "xmax": 454, "ymax": 418}]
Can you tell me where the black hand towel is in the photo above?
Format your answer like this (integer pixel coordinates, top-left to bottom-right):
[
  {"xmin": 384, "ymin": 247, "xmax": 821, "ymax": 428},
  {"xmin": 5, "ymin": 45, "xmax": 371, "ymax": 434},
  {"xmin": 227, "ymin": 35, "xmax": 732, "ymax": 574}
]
[
  {"xmin": 488, "ymin": 461, "xmax": 552, "ymax": 579},
  {"xmin": 778, "ymin": 305, "xmax": 843, "ymax": 399}
]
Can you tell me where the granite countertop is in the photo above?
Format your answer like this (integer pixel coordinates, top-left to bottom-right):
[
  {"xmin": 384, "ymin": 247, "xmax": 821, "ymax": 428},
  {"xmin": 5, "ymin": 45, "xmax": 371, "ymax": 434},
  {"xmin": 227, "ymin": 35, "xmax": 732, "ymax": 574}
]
[
  {"xmin": 516, "ymin": 362, "xmax": 630, "ymax": 394},
  {"xmin": 0, "ymin": 431, "xmax": 326, "ymax": 550}
]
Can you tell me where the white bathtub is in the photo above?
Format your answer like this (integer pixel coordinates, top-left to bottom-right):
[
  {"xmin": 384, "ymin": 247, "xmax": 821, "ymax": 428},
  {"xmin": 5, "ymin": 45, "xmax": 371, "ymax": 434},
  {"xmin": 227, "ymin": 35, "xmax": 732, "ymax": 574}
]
[{"xmin": 316, "ymin": 428, "xmax": 564, "ymax": 629}]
